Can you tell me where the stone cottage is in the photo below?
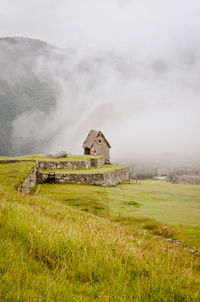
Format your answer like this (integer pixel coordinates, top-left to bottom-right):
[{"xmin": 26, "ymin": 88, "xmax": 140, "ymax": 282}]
[{"xmin": 82, "ymin": 130, "xmax": 111, "ymax": 164}]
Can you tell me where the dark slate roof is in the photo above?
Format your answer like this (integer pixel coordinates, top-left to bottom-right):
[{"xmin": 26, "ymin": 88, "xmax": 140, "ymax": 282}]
[{"xmin": 82, "ymin": 130, "xmax": 111, "ymax": 149}]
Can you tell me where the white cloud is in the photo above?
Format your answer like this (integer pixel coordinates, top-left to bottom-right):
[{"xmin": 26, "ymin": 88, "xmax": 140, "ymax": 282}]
[{"xmin": 1, "ymin": 0, "xmax": 200, "ymax": 164}]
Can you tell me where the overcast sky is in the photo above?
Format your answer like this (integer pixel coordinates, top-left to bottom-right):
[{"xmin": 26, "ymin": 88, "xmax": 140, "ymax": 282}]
[
  {"xmin": 1, "ymin": 0, "xmax": 200, "ymax": 164},
  {"xmin": 1, "ymin": 0, "xmax": 200, "ymax": 51}
]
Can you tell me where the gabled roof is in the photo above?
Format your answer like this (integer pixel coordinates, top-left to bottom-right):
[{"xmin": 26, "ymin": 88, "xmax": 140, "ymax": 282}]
[{"xmin": 82, "ymin": 130, "xmax": 111, "ymax": 149}]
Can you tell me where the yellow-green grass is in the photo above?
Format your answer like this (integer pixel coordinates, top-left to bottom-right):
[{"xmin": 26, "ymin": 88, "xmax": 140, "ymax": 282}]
[
  {"xmin": 0, "ymin": 161, "xmax": 35, "ymax": 190},
  {"xmin": 0, "ymin": 181, "xmax": 200, "ymax": 300},
  {"xmin": 37, "ymin": 180, "xmax": 200, "ymax": 248},
  {"xmin": 42, "ymin": 164, "xmax": 127, "ymax": 174},
  {"xmin": 0, "ymin": 161, "xmax": 200, "ymax": 300},
  {"xmin": 0, "ymin": 154, "xmax": 103, "ymax": 162}
]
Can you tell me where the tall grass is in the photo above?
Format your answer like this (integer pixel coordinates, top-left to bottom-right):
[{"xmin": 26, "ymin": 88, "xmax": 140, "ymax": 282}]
[
  {"xmin": 0, "ymin": 161, "xmax": 35, "ymax": 189},
  {"xmin": 0, "ymin": 162, "xmax": 200, "ymax": 301},
  {"xmin": 0, "ymin": 186, "xmax": 200, "ymax": 301},
  {"xmin": 38, "ymin": 181, "xmax": 200, "ymax": 247}
]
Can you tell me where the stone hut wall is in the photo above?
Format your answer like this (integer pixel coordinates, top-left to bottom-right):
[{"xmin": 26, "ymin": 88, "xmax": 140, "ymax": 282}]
[
  {"xmin": 17, "ymin": 165, "xmax": 37, "ymax": 193},
  {"xmin": 90, "ymin": 133, "xmax": 110, "ymax": 164}
]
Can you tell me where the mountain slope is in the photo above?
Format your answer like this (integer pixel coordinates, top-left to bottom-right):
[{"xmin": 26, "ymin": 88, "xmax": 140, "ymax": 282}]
[{"xmin": 0, "ymin": 37, "xmax": 59, "ymax": 155}]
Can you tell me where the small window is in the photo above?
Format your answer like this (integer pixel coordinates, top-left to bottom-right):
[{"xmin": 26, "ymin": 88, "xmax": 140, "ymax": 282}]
[{"xmin": 99, "ymin": 139, "xmax": 102, "ymax": 143}]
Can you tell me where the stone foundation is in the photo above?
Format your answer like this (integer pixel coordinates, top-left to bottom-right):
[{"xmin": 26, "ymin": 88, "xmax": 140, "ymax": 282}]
[
  {"xmin": 38, "ymin": 160, "xmax": 91, "ymax": 170},
  {"xmin": 37, "ymin": 157, "xmax": 104, "ymax": 170},
  {"xmin": 38, "ymin": 167, "xmax": 130, "ymax": 186},
  {"xmin": 91, "ymin": 156, "xmax": 105, "ymax": 167},
  {"xmin": 0, "ymin": 156, "xmax": 129, "ymax": 191},
  {"xmin": 104, "ymin": 168, "xmax": 130, "ymax": 186}
]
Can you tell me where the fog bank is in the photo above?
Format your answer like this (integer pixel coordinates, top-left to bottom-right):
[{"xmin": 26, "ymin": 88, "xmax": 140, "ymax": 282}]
[{"xmin": 1, "ymin": 0, "xmax": 200, "ymax": 165}]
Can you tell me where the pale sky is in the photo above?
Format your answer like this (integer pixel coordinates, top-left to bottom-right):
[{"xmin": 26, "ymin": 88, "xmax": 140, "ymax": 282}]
[{"xmin": 1, "ymin": 0, "xmax": 200, "ymax": 51}]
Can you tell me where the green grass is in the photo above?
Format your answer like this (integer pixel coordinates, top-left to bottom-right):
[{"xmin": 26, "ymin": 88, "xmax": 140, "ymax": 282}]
[
  {"xmin": 37, "ymin": 180, "xmax": 200, "ymax": 248},
  {"xmin": 0, "ymin": 154, "xmax": 103, "ymax": 162},
  {"xmin": 42, "ymin": 164, "xmax": 127, "ymax": 174},
  {"xmin": 0, "ymin": 161, "xmax": 35, "ymax": 189},
  {"xmin": 0, "ymin": 161, "xmax": 200, "ymax": 301}
]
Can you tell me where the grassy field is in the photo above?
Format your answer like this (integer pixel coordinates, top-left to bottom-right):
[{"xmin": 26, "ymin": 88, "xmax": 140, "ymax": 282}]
[
  {"xmin": 0, "ymin": 154, "xmax": 103, "ymax": 162},
  {"xmin": 37, "ymin": 180, "xmax": 200, "ymax": 248},
  {"xmin": 42, "ymin": 164, "xmax": 127, "ymax": 174},
  {"xmin": 0, "ymin": 161, "xmax": 35, "ymax": 189},
  {"xmin": 0, "ymin": 161, "xmax": 200, "ymax": 301}
]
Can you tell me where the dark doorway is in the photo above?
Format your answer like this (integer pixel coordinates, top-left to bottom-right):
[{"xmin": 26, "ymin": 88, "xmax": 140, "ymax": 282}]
[
  {"xmin": 47, "ymin": 172, "xmax": 56, "ymax": 183},
  {"xmin": 84, "ymin": 147, "xmax": 90, "ymax": 155}
]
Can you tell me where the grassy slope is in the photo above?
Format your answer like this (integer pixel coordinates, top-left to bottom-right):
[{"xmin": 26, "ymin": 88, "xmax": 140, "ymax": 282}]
[
  {"xmin": 0, "ymin": 161, "xmax": 35, "ymax": 189},
  {"xmin": 107, "ymin": 180, "xmax": 200, "ymax": 247},
  {"xmin": 38, "ymin": 180, "xmax": 200, "ymax": 248},
  {"xmin": 0, "ymin": 162, "xmax": 200, "ymax": 301},
  {"xmin": 42, "ymin": 164, "xmax": 127, "ymax": 174},
  {"xmin": 0, "ymin": 154, "xmax": 103, "ymax": 162}
]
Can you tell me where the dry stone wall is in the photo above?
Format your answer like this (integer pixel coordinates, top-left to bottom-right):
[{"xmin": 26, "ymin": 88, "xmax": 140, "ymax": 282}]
[
  {"xmin": 1, "ymin": 157, "xmax": 129, "ymax": 192},
  {"xmin": 17, "ymin": 165, "xmax": 37, "ymax": 193},
  {"xmin": 91, "ymin": 157, "xmax": 105, "ymax": 167},
  {"xmin": 38, "ymin": 167, "xmax": 130, "ymax": 186},
  {"xmin": 37, "ymin": 157, "xmax": 104, "ymax": 170},
  {"xmin": 104, "ymin": 168, "xmax": 130, "ymax": 186},
  {"xmin": 38, "ymin": 160, "xmax": 91, "ymax": 170},
  {"xmin": 37, "ymin": 172, "xmax": 105, "ymax": 186}
]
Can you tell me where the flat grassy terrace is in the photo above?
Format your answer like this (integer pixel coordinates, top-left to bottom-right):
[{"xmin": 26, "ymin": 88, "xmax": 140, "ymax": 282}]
[
  {"xmin": 0, "ymin": 154, "xmax": 103, "ymax": 162},
  {"xmin": 41, "ymin": 164, "xmax": 127, "ymax": 174},
  {"xmin": 37, "ymin": 180, "xmax": 200, "ymax": 248}
]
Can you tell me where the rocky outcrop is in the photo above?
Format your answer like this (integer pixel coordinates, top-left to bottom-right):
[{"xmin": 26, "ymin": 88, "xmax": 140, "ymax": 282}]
[
  {"xmin": 46, "ymin": 151, "xmax": 67, "ymax": 159},
  {"xmin": 167, "ymin": 174, "xmax": 200, "ymax": 184}
]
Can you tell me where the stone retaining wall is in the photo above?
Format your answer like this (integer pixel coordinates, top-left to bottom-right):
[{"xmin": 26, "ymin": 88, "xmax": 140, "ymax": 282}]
[
  {"xmin": 0, "ymin": 157, "xmax": 104, "ymax": 169},
  {"xmin": 38, "ymin": 167, "xmax": 130, "ymax": 186},
  {"xmin": 1, "ymin": 158, "xmax": 129, "ymax": 191},
  {"xmin": 104, "ymin": 167, "xmax": 130, "ymax": 186},
  {"xmin": 17, "ymin": 165, "xmax": 37, "ymax": 193},
  {"xmin": 38, "ymin": 160, "xmax": 91, "ymax": 170},
  {"xmin": 37, "ymin": 157, "xmax": 104, "ymax": 170},
  {"xmin": 91, "ymin": 157, "xmax": 105, "ymax": 167},
  {"xmin": 37, "ymin": 172, "xmax": 105, "ymax": 186}
]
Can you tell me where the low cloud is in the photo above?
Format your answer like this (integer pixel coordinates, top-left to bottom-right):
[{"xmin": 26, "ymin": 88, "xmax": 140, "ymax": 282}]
[{"xmin": 0, "ymin": 0, "xmax": 199, "ymax": 165}]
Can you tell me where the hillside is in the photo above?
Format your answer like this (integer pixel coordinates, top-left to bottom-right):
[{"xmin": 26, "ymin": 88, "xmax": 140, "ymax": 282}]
[
  {"xmin": 0, "ymin": 37, "xmax": 60, "ymax": 155},
  {"xmin": 0, "ymin": 37, "xmax": 118, "ymax": 157},
  {"xmin": 0, "ymin": 159, "xmax": 199, "ymax": 301}
]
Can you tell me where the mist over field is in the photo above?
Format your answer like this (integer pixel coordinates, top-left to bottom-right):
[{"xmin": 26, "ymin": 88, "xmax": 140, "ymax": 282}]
[{"xmin": 0, "ymin": 0, "xmax": 200, "ymax": 166}]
